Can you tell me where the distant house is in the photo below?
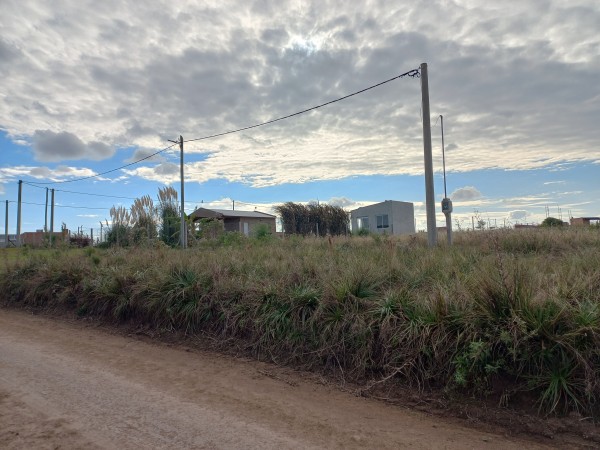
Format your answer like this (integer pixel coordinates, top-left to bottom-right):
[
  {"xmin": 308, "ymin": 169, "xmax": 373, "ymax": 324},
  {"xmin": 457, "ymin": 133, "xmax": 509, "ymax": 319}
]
[
  {"xmin": 350, "ymin": 200, "xmax": 415, "ymax": 235},
  {"xmin": 570, "ymin": 217, "xmax": 600, "ymax": 226},
  {"xmin": 189, "ymin": 208, "xmax": 276, "ymax": 236},
  {"xmin": 21, "ymin": 229, "xmax": 69, "ymax": 247}
]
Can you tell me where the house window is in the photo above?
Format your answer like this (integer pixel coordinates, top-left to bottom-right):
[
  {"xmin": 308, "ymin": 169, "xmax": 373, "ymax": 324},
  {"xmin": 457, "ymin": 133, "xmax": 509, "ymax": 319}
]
[
  {"xmin": 376, "ymin": 214, "xmax": 389, "ymax": 229},
  {"xmin": 357, "ymin": 216, "xmax": 369, "ymax": 230}
]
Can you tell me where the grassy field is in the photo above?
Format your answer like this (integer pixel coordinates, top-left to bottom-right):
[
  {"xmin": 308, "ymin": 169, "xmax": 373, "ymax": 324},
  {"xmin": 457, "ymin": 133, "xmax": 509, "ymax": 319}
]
[
  {"xmin": 0, "ymin": 247, "xmax": 87, "ymax": 273},
  {"xmin": 1, "ymin": 227, "xmax": 599, "ymax": 415}
]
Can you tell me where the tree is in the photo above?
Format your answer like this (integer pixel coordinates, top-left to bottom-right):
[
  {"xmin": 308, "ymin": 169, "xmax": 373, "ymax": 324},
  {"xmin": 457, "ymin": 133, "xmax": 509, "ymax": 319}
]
[
  {"xmin": 130, "ymin": 195, "xmax": 158, "ymax": 243},
  {"xmin": 541, "ymin": 217, "xmax": 564, "ymax": 227},
  {"xmin": 157, "ymin": 186, "xmax": 180, "ymax": 246},
  {"xmin": 473, "ymin": 209, "xmax": 486, "ymax": 230},
  {"xmin": 107, "ymin": 206, "xmax": 132, "ymax": 246},
  {"xmin": 275, "ymin": 202, "xmax": 349, "ymax": 236}
]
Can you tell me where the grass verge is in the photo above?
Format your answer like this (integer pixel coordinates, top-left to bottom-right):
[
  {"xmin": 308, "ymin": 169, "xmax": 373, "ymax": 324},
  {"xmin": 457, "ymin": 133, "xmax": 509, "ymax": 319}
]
[{"xmin": 2, "ymin": 228, "xmax": 599, "ymax": 416}]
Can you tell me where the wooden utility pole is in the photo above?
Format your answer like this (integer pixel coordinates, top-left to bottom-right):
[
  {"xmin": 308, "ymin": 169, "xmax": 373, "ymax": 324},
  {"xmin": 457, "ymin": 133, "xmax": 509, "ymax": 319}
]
[{"xmin": 420, "ymin": 63, "xmax": 437, "ymax": 247}]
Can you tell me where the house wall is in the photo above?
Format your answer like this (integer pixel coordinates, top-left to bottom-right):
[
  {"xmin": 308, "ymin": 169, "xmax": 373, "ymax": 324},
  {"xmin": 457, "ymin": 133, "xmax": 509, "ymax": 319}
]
[
  {"xmin": 351, "ymin": 201, "xmax": 415, "ymax": 235},
  {"xmin": 391, "ymin": 201, "xmax": 416, "ymax": 235},
  {"xmin": 223, "ymin": 218, "xmax": 240, "ymax": 233},
  {"xmin": 224, "ymin": 217, "xmax": 276, "ymax": 236},
  {"xmin": 21, "ymin": 230, "xmax": 68, "ymax": 246},
  {"xmin": 570, "ymin": 218, "xmax": 590, "ymax": 226}
]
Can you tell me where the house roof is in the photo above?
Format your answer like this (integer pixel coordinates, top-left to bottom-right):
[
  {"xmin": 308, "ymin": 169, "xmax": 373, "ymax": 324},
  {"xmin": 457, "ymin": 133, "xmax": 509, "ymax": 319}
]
[
  {"xmin": 350, "ymin": 200, "xmax": 414, "ymax": 213},
  {"xmin": 190, "ymin": 208, "xmax": 275, "ymax": 220}
]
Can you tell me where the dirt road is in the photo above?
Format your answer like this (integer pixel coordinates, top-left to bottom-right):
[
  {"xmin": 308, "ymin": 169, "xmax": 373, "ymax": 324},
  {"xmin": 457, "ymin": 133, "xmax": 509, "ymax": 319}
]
[{"xmin": 0, "ymin": 309, "xmax": 553, "ymax": 449}]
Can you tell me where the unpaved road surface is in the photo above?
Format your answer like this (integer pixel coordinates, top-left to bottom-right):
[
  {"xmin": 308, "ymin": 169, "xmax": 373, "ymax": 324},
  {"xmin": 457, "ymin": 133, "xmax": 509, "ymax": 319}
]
[{"xmin": 0, "ymin": 309, "xmax": 553, "ymax": 449}]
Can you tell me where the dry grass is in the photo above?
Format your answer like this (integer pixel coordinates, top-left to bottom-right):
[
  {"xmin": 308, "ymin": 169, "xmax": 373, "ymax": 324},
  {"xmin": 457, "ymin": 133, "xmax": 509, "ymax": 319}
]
[{"xmin": 2, "ymin": 227, "xmax": 599, "ymax": 415}]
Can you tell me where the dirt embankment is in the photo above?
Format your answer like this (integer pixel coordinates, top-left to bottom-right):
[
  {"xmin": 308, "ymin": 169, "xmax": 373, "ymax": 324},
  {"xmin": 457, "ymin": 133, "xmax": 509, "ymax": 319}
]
[{"xmin": 0, "ymin": 309, "xmax": 586, "ymax": 449}]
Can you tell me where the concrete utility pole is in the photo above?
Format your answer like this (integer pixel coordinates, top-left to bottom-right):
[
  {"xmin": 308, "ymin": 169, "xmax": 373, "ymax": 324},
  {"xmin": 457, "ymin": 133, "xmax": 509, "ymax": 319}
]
[
  {"xmin": 169, "ymin": 135, "xmax": 186, "ymax": 249},
  {"xmin": 4, "ymin": 200, "xmax": 8, "ymax": 248},
  {"xmin": 179, "ymin": 135, "xmax": 186, "ymax": 249},
  {"xmin": 44, "ymin": 187, "xmax": 49, "ymax": 232},
  {"xmin": 420, "ymin": 63, "xmax": 437, "ymax": 247},
  {"xmin": 440, "ymin": 115, "xmax": 453, "ymax": 245},
  {"xmin": 50, "ymin": 189, "xmax": 55, "ymax": 246},
  {"xmin": 16, "ymin": 180, "xmax": 22, "ymax": 247}
]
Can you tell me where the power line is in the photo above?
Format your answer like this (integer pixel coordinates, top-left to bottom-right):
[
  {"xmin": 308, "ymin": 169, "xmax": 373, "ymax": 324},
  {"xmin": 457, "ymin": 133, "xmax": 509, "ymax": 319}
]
[
  {"xmin": 22, "ymin": 182, "xmax": 138, "ymax": 200},
  {"xmin": 27, "ymin": 142, "xmax": 178, "ymax": 185},
  {"xmin": 17, "ymin": 201, "xmax": 109, "ymax": 211},
  {"xmin": 24, "ymin": 67, "xmax": 420, "ymax": 186},
  {"xmin": 183, "ymin": 68, "xmax": 420, "ymax": 143}
]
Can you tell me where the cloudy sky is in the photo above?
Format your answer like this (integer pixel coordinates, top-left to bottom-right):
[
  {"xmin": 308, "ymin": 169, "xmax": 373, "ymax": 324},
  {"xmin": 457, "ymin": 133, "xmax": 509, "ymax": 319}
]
[{"xmin": 1, "ymin": 0, "xmax": 599, "ymax": 234}]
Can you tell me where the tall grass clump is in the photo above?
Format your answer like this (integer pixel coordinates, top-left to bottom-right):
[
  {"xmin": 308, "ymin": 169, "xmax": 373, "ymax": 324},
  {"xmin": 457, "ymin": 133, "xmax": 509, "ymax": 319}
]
[{"xmin": 1, "ymin": 227, "xmax": 600, "ymax": 415}]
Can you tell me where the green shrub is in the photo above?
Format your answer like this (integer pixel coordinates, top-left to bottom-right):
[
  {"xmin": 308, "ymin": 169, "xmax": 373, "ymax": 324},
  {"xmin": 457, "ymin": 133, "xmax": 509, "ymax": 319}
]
[
  {"xmin": 541, "ymin": 217, "xmax": 565, "ymax": 227},
  {"xmin": 253, "ymin": 224, "xmax": 272, "ymax": 241},
  {"xmin": 219, "ymin": 232, "xmax": 245, "ymax": 246},
  {"xmin": 356, "ymin": 228, "xmax": 370, "ymax": 236}
]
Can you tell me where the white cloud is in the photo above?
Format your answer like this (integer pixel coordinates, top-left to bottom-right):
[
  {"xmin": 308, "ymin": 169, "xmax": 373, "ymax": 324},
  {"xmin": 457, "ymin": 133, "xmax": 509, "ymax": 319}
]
[
  {"xmin": 123, "ymin": 163, "xmax": 180, "ymax": 184},
  {"xmin": 0, "ymin": 165, "xmax": 97, "ymax": 183},
  {"xmin": 0, "ymin": 0, "xmax": 599, "ymax": 185},
  {"xmin": 543, "ymin": 180, "xmax": 566, "ymax": 185},
  {"xmin": 509, "ymin": 210, "xmax": 528, "ymax": 220},
  {"xmin": 450, "ymin": 186, "xmax": 482, "ymax": 202},
  {"xmin": 328, "ymin": 197, "xmax": 354, "ymax": 208}
]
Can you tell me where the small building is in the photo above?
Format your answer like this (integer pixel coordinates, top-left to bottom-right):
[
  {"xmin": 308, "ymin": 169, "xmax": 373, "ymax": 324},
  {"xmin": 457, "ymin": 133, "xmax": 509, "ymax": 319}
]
[
  {"xmin": 350, "ymin": 200, "xmax": 415, "ymax": 235},
  {"xmin": 570, "ymin": 217, "xmax": 600, "ymax": 226},
  {"xmin": 21, "ymin": 229, "xmax": 69, "ymax": 246},
  {"xmin": 189, "ymin": 208, "xmax": 276, "ymax": 237}
]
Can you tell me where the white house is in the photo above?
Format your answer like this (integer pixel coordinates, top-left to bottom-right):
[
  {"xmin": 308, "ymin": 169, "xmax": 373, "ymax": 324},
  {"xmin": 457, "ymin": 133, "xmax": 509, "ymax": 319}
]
[{"xmin": 350, "ymin": 200, "xmax": 415, "ymax": 235}]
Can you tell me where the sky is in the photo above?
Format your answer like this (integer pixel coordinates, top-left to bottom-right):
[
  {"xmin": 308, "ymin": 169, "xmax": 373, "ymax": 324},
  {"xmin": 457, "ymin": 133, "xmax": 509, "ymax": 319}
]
[{"xmin": 1, "ymin": 0, "xmax": 599, "ymax": 236}]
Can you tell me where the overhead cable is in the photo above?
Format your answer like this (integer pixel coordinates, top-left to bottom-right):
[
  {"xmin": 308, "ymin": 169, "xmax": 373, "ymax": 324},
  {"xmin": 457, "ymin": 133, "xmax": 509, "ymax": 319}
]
[
  {"xmin": 27, "ymin": 143, "xmax": 178, "ymax": 185},
  {"xmin": 25, "ymin": 67, "xmax": 420, "ymax": 185},
  {"xmin": 22, "ymin": 181, "xmax": 137, "ymax": 200},
  {"xmin": 183, "ymin": 68, "xmax": 421, "ymax": 143},
  {"xmin": 19, "ymin": 201, "xmax": 109, "ymax": 210}
]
